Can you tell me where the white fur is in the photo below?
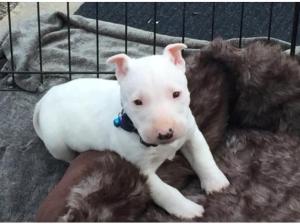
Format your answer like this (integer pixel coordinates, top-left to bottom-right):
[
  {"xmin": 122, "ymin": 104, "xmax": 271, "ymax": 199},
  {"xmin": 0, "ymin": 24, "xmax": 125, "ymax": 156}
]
[{"xmin": 33, "ymin": 44, "xmax": 229, "ymax": 219}]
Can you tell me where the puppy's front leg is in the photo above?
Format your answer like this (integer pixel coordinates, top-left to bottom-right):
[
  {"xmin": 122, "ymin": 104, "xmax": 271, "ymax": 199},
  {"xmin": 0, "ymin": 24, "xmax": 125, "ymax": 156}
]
[
  {"xmin": 182, "ymin": 128, "xmax": 229, "ymax": 194},
  {"xmin": 146, "ymin": 172, "xmax": 204, "ymax": 219}
]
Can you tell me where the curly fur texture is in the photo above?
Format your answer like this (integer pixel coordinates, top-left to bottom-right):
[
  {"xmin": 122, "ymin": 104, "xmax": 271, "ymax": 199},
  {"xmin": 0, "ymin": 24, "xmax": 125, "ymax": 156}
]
[
  {"xmin": 188, "ymin": 39, "xmax": 300, "ymax": 137},
  {"xmin": 36, "ymin": 150, "xmax": 150, "ymax": 222},
  {"xmin": 143, "ymin": 130, "xmax": 300, "ymax": 222},
  {"xmin": 185, "ymin": 41, "xmax": 239, "ymax": 150}
]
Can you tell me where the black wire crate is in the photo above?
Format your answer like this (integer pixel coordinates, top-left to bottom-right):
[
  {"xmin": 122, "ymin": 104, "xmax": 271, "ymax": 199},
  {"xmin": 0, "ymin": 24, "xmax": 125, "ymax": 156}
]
[{"xmin": 1, "ymin": 2, "xmax": 300, "ymax": 92}]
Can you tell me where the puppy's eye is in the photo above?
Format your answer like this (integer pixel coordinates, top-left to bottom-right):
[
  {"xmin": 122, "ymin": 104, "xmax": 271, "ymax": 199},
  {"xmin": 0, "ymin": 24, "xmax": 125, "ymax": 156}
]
[
  {"xmin": 173, "ymin": 91, "xmax": 181, "ymax": 98},
  {"xmin": 134, "ymin": 99, "xmax": 143, "ymax": 106}
]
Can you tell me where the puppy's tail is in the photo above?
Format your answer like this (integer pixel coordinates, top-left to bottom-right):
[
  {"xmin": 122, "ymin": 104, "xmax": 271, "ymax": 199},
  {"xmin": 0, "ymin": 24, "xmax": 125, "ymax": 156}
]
[{"xmin": 33, "ymin": 101, "xmax": 43, "ymax": 140}]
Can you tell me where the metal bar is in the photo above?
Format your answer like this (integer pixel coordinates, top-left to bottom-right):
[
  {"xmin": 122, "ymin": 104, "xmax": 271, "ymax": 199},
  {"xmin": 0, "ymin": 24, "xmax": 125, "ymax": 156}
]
[
  {"xmin": 37, "ymin": 2, "xmax": 43, "ymax": 83},
  {"xmin": 290, "ymin": 2, "xmax": 300, "ymax": 56},
  {"xmin": 7, "ymin": 2, "xmax": 15, "ymax": 84},
  {"xmin": 0, "ymin": 71, "xmax": 115, "ymax": 75},
  {"xmin": 181, "ymin": 3, "xmax": 186, "ymax": 43},
  {"xmin": 67, "ymin": 2, "xmax": 72, "ymax": 80},
  {"xmin": 211, "ymin": 2, "xmax": 216, "ymax": 40},
  {"xmin": 267, "ymin": 2, "xmax": 273, "ymax": 41},
  {"xmin": 125, "ymin": 2, "xmax": 128, "ymax": 54},
  {"xmin": 96, "ymin": 2, "xmax": 99, "ymax": 78},
  {"xmin": 153, "ymin": 2, "xmax": 157, "ymax": 55},
  {"xmin": 239, "ymin": 2, "xmax": 245, "ymax": 48}
]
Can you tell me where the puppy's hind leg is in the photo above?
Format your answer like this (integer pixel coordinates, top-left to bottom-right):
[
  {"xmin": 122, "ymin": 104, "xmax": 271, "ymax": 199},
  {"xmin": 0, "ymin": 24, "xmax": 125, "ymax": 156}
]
[{"xmin": 44, "ymin": 139, "xmax": 77, "ymax": 162}]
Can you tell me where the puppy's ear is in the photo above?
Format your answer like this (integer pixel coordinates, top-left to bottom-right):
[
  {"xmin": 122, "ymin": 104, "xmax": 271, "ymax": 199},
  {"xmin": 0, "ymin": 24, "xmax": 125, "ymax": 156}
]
[
  {"xmin": 106, "ymin": 54, "xmax": 130, "ymax": 80},
  {"xmin": 163, "ymin": 43, "xmax": 187, "ymax": 71}
]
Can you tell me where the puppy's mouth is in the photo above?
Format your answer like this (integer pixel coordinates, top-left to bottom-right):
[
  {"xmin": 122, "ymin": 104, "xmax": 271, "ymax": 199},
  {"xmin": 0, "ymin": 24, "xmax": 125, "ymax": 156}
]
[
  {"xmin": 158, "ymin": 138, "xmax": 175, "ymax": 145},
  {"xmin": 139, "ymin": 137, "xmax": 158, "ymax": 147},
  {"xmin": 140, "ymin": 137, "xmax": 176, "ymax": 148}
]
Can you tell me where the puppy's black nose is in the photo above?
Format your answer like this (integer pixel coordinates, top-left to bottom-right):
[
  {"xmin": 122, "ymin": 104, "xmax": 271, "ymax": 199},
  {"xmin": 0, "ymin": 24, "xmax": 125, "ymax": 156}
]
[{"xmin": 158, "ymin": 129, "xmax": 174, "ymax": 140}]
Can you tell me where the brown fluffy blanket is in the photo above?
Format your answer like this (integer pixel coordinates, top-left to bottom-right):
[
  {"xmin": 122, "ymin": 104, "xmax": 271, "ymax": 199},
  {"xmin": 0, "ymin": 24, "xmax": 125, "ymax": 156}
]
[
  {"xmin": 36, "ymin": 151, "xmax": 150, "ymax": 222},
  {"xmin": 36, "ymin": 40, "xmax": 300, "ymax": 222}
]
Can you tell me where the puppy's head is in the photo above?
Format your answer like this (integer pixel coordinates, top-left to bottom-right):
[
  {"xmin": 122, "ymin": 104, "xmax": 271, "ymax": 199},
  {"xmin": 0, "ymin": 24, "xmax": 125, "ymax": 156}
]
[{"xmin": 107, "ymin": 43, "xmax": 190, "ymax": 145}]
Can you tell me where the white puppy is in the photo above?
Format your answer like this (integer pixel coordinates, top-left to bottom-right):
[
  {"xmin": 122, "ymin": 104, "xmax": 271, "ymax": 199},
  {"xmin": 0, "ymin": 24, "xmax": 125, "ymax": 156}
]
[{"xmin": 33, "ymin": 43, "xmax": 229, "ymax": 219}]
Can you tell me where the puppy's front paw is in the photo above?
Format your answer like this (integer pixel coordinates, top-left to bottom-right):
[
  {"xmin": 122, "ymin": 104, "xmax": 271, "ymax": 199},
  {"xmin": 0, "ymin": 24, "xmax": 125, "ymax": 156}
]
[
  {"xmin": 168, "ymin": 198, "xmax": 204, "ymax": 220},
  {"xmin": 201, "ymin": 169, "xmax": 230, "ymax": 194}
]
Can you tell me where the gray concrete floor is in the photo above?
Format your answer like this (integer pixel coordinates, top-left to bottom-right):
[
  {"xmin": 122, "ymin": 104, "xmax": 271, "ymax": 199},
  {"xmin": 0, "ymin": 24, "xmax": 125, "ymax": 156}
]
[{"xmin": 75, "ymin": 2, "xmax": 298, "ymax": 43}]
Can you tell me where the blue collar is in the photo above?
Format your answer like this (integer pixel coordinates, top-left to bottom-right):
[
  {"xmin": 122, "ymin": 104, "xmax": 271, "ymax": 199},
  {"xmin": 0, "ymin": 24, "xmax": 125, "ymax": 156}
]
[{"xmin": 113, "ymin": 110, "xmax": 158, "ymax": 147}]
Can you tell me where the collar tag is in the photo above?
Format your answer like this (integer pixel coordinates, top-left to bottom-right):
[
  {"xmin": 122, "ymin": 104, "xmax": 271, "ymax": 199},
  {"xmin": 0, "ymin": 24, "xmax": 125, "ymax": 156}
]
[{"xmin": 113, "ymin": 115, "xmax": 122, "ymax": 127}]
